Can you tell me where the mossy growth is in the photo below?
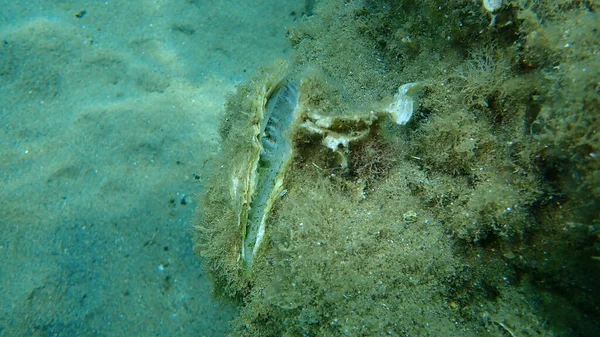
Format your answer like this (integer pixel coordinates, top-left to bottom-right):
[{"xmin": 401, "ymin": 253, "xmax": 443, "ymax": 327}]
[
  {"xmin": 196, "ymin": 0, "xmax": 600, "ymax": 335},
  {"xmin": 286, "ymin": 0, "xmax": 404, "ymax": 114},
  {"xmin": 388, "ymin": 0, "xmax": 599, "ymax": 334},
  {"xmin": 411, "ymin": 108, "xmax": 496, "ymax": 176},
  {"xmin": 348, "ymin": 134, "xmax": 398, "ymax": 187},
  {"xmin": 228, "ymin": 154, "xmax": 480, "ymax": 336}
]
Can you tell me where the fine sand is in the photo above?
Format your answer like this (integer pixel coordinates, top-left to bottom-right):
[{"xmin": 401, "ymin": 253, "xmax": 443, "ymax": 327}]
[{"xmin": 0, "ymin": 1, "xmax": 303, "ymax": 335}]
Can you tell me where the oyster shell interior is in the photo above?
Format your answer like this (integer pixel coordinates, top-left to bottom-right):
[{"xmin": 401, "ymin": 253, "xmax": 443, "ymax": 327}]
[{"xmin": 240, "ymin": 80, "xmax": 300, "ymax": 268}]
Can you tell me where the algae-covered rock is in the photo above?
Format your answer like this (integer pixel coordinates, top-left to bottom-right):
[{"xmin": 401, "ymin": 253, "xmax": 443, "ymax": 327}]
[{"xmin": 196, "ymin": 0, "xmax": 599, "ymax": 336}]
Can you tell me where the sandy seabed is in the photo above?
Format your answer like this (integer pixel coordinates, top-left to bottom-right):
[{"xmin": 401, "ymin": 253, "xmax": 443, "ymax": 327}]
[{"xmin": 0, "ymin": 1, "xmax": 302, "ymax": 335}]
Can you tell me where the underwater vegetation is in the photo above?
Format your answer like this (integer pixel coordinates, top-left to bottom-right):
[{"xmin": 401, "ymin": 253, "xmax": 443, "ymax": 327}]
[{"xmin": 196, "ymin": 0, "xmax": 599, "ymax": 336}]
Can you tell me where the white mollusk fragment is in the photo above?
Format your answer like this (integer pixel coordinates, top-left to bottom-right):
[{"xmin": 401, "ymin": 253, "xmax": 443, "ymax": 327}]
[
  {"xmin": 386, "ymin": 82, "xmax": 420, "ymax": 125},
  {"xmin": 483, "ymin": 0, "xmax": 503, "ymax": 12},
  {"xmin": 323, "ymin": 134, "xmax": 351, "ymax": 150}
]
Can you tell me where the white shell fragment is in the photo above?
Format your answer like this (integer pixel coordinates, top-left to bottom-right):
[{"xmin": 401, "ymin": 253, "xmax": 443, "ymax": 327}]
[
  {"xmin": 386, "ymin": 82, "xmax": 420, "ymax": 125},
  {"xmin": 323, "ymin": 134, "xmax": 351, "ymax": 150},
  {"xmin": 300, "ymin": 113, "xmax": 373, "ymax": 168},
  {"xmin": 483, "ymin": 0, "xmax": 503, "ymax": 12}
]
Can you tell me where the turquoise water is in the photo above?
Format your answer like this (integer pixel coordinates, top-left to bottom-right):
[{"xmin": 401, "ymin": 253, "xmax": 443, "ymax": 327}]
[{"xmin": 0, "ymin": 1, "xmax": 302, "ymax": 335}]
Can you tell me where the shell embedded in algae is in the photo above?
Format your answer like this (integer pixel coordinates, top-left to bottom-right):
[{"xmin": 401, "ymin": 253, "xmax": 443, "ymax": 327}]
[
  {"xmin": 213, "ymin": 61, "xmax": 302, "ymax": 269},
  {"xmin": 194, "ymin": 61, "xmax": 307, "ymax": 292},
  {"xmin": 196, "ymin": 62, "xmax": 397, "ymax": 294},
  {"xmin": 237, "ymin": 79, "xmax": 301, "ymax": 268}
]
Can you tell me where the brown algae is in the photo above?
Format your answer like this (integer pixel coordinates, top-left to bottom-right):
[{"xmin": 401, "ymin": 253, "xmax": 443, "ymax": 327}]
[{"xmin": 196, "ymin": 1, "xmax": 600, "ymax": 336}]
